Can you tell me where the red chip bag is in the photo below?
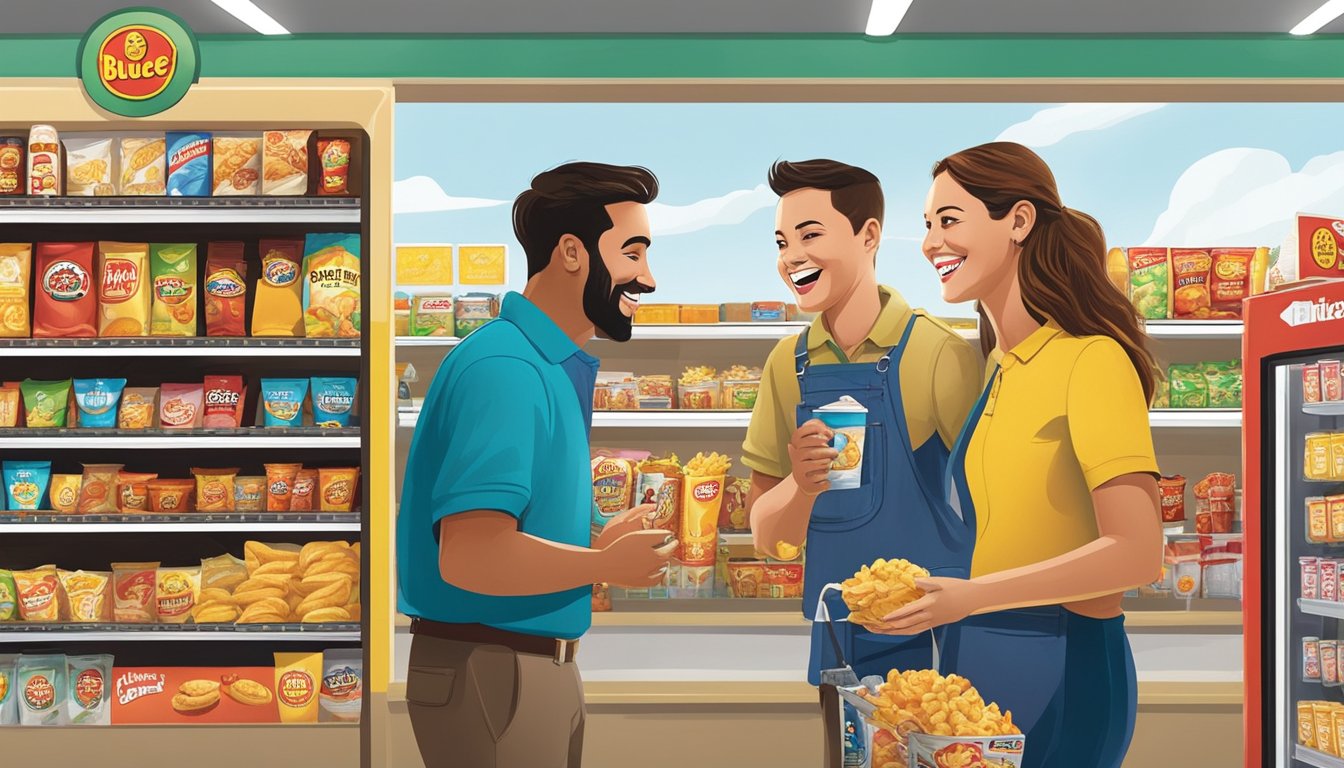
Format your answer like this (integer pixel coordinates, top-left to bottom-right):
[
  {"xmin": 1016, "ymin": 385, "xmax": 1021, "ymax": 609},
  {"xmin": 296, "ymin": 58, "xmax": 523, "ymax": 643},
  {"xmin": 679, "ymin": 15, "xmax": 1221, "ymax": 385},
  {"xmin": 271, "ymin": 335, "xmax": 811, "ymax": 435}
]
[
  {"xmin": 33, "ymin": 242, "xmax": 97, "ymax": 337},
  {"xmin": 202, "ymin": 375, "xmax": 246, "ymax": 428},
  {"xmin": 204, "ymin": 242, "xmax": 248, "ymax": 337}
]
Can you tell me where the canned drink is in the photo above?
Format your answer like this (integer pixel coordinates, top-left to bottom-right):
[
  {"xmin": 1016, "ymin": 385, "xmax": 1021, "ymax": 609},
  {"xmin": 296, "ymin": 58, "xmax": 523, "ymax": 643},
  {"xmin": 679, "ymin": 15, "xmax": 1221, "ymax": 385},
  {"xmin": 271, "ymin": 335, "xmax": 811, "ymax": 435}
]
[
  {"xmin": 1322, "ymin": 360, "xmax": 1343, "ymax": 402},
  {"xmin": 1324, "ymin": 641, "xmax": 1340, "ymax": 686},
  {"xmin": 1305, "ymin": 364, "xmax": 1324, "ymax": 403},
  {"xmin": 1304, "ymin": 557, "xmax": 1321, "ymax": 600},
  {"xmin": 1306, "ymin": 637, "xmax": 1323, "ymax": 682},
  {"xmin": 1323, "ymin": 561, "xmax": 1339, "ymax": 603},
  {"xmin": 1308, "ymin": 433, "xmax": 1334, "ymax": 481}
]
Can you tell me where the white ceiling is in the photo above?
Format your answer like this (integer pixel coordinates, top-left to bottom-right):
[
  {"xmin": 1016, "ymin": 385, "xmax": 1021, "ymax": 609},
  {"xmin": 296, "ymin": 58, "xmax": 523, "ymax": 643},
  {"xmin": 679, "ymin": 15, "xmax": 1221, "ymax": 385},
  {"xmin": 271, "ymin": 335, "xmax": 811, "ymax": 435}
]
[{"xmin": 8, "ymin": 0, "xmax": 1342, "ymax": 35}]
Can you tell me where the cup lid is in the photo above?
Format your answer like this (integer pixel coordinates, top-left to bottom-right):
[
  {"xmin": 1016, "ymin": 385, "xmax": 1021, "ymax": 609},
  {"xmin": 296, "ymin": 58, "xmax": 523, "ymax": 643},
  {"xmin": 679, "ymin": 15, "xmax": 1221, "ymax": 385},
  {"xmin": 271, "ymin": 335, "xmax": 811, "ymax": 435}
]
[{"xmin": 815, "ymin": 395, "xmax": 867, "ymax": 413}]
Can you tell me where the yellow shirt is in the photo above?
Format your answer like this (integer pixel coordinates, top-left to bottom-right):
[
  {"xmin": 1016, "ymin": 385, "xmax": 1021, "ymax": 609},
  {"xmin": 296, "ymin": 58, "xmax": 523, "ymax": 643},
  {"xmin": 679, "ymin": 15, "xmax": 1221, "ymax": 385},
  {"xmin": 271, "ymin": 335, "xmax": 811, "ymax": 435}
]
[
  {"xmin": 742, "ymin": 285, "xmax": 982, "ymax": 479},
  {"xmin": 965, "ymin": 322, "xmax": 1159, "ymax": 578}
]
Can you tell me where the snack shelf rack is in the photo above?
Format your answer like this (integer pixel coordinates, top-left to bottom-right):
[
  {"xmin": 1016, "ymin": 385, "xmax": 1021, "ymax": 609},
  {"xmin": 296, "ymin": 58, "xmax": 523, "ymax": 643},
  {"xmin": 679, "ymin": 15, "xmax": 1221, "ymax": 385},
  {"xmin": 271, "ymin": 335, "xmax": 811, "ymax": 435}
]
[
  {"xmin": 0, "ymin": 624, "xmax": 361, "ymax": 642},
  {"xmin": 0, "ymin": 428, "xmax": 361, "ymax": 449},
  {"xmin": 1296, "ymin": 745, "xmax": 1344, "ymax": 768},
  {"xmin": 1303, "ymin": 402, "xmax": 1344, "ymax": 417},
  {"xmin": 1298, "ymin": 599, "xmax": 1344, "ymax": 621},
  {"xmin": 0, "ymin": 338, "xmax": 361, "ymax": 358},
  {"xmin": 0, "ymin": 520, "xmax": 360, "ymax": 533},
  {"xmin": 0, "ymin": 196, "xmax": 361, "ymax": 224}
]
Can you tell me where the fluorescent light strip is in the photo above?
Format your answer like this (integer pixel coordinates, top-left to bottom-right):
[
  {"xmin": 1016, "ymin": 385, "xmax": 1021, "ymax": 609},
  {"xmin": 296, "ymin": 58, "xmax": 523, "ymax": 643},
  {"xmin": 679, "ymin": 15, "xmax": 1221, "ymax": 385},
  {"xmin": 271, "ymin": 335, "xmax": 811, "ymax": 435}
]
[
  {"xmin": 866, "ymin": 0, "xmax": 916, "ymax": 36},
  {"xmin": 211, "ymin": 0, "xmax": 291, "ymax": 35},
  {"xmin": 1291, "ymin": 0, "xmax": 1344, "ymax": 35}
]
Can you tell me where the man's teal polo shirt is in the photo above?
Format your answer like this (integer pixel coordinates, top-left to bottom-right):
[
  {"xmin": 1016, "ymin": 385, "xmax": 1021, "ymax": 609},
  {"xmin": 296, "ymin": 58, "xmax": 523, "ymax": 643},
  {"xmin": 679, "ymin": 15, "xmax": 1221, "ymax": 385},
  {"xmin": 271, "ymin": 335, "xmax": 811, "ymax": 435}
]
[{"xmin": 396, "ymin": 292, "xmax": 599, "ymax": 639}]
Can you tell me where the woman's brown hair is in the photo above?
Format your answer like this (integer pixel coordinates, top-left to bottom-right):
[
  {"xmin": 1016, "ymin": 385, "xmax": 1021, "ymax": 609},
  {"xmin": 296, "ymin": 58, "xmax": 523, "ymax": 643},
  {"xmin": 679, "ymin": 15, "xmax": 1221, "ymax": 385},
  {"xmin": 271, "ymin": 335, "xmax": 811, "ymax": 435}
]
[{"xmin": 932, "ymin": 142, "xmax": 1156, "ymax": 403}]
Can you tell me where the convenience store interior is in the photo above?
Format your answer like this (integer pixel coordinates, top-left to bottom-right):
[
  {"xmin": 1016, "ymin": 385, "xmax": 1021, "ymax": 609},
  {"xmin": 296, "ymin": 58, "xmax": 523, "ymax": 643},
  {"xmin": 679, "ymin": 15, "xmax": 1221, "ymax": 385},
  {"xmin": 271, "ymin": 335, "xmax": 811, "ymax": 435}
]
[{"xmin": 6, "ymin": 1, "xmax": 1344, "ymax": 767}]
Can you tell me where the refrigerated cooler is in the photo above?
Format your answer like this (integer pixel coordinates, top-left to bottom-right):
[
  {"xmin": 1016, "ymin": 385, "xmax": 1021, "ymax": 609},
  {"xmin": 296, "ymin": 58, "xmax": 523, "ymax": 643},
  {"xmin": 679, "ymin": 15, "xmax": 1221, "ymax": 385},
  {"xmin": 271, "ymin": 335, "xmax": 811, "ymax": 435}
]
[{"xmin": 1244, "ymin": 278, "xmax": 1344, "ymax": 767}]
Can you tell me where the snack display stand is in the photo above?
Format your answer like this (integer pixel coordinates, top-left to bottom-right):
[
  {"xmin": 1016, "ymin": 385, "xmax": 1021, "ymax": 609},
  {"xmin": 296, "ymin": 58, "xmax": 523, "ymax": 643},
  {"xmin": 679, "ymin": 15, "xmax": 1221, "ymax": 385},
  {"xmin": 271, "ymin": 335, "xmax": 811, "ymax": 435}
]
[{"xmin": 0, "ymin": 79, "xmax": 394, "ymax": 768}]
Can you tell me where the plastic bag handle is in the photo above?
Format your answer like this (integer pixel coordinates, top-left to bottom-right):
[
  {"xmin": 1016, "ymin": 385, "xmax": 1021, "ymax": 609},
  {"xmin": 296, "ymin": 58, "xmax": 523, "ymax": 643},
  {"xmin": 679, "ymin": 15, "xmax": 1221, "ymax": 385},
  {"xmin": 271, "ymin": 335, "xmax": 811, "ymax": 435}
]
[{"xmin": 814, "ymin": 582, "xmax": 941, "ymax": 672}]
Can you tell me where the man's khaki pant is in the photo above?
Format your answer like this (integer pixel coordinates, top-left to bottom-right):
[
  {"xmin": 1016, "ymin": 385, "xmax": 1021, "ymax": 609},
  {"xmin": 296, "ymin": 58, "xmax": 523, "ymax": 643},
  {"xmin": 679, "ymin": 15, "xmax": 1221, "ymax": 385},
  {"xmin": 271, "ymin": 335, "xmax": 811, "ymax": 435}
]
[{"xmin": 406, "ymin": 633, "xmax": 586, "ymax": 768}]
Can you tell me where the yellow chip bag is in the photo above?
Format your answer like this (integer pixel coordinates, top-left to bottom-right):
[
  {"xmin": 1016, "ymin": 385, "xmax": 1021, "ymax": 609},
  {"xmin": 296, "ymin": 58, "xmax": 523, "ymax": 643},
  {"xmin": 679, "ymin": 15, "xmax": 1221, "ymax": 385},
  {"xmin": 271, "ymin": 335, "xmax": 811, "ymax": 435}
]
[
  {"xmin": 680, "ymin": 452, "xmax": 732, "ymax": 567},
  {"xmin": 252, "ymin": 239, "xmax": 305, "ymax": 336},
  {"xmin": 302, "ymin": 234, "xmax": 361, "ymax": 338},
  {"xmin": 59, "ymin": 570, "xmax": 111, "ymax": 622},
  {"xmin": 0, "ymin": 243, "xmax": 32, "ymax": 338},
  {"xmin": 275, "ymin": 652, "xmax": 323, "ymax": 723},
  {"xmin": 50, "ymin": 474, "xmax": 82, "ymax": 514},
  {"xmin": 156, "ymin": 567, "xmax": 200, "ymax": 625},
  {"xmin": 97, "ymin": 242, "xmax": 151, "ymax": 337}
]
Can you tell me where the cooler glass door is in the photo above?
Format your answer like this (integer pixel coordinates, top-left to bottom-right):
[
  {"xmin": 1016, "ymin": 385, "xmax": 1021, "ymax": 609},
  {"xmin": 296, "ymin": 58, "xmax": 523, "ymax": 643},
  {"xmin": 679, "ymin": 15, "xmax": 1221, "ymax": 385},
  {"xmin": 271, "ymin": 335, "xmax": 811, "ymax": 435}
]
[{"xmin": 1276, "ymin": 353, "xmax": 1344, "ymax": 767}]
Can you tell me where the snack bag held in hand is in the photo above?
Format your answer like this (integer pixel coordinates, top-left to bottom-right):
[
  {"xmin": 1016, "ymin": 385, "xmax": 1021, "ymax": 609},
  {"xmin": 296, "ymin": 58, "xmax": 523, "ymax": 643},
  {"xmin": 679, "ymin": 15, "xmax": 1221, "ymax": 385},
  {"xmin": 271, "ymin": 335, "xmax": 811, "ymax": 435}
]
[
  {"xmin": 303, "ymin": 233, "xmax": 361, "ymax": 338},
  {"xmin": 149, "ymin": 244, "xmax": 198, "ymax": 336}
]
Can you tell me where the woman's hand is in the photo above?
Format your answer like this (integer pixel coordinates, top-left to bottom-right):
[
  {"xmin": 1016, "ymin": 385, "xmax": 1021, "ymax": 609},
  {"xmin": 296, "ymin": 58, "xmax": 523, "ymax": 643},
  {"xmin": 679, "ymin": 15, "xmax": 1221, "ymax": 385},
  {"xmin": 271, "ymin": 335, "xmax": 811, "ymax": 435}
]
[{"xmin": 862, "ymin": 577, "xmax": 987, "ymax": 635}]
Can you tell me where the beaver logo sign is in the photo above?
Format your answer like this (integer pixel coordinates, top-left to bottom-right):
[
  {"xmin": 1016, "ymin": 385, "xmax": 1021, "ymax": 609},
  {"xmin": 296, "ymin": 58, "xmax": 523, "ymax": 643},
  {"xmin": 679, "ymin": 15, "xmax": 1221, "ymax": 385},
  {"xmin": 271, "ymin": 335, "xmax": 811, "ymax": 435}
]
[{"xmin": 77, "ymin": 8, "xmax": 201, "ymax": 118}]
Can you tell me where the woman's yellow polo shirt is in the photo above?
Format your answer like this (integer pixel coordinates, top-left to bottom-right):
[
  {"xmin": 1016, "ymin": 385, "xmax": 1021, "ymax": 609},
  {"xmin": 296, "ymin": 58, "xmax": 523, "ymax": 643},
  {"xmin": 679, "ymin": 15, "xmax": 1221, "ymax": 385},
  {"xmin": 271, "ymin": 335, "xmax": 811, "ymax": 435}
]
[{"xmin": 964, "ymin": 322, "xmax": 1159, "ymax": 578}]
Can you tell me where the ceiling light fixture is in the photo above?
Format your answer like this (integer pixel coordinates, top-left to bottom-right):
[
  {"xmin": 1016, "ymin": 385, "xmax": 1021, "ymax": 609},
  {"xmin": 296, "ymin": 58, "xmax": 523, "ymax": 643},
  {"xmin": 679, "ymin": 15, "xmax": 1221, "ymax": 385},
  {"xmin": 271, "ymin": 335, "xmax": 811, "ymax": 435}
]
[
  {"xmin": 1291, "ymin": 0, "xmax": 1344, "ymax": 35},
  {"xmin": 211, "ymin": 0, "xmax": 291, "ymax": 35},
  {"xmin": 866, "ymin": 0, "xmax": 915, "ymax": 36}
]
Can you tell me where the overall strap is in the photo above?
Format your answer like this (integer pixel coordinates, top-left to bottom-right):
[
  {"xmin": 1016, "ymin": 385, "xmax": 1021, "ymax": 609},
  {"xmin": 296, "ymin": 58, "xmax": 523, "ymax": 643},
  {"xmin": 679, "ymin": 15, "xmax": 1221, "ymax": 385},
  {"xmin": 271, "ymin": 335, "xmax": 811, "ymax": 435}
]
[
  {"xmin": 793, "ymin": 330, "xmax": 810, "ymax": 380},
  {"xmin": 875, "ymin": 311, "xmax": 921, "ymax": 374}
]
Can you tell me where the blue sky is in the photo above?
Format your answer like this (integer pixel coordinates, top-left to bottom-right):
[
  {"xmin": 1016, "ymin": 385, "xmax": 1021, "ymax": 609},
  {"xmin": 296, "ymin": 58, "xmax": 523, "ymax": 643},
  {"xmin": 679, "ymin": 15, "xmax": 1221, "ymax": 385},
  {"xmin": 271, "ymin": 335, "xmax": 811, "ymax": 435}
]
[{"xmin": 394, "ymin": 102, "xmax": 1344, "ymax": 318}]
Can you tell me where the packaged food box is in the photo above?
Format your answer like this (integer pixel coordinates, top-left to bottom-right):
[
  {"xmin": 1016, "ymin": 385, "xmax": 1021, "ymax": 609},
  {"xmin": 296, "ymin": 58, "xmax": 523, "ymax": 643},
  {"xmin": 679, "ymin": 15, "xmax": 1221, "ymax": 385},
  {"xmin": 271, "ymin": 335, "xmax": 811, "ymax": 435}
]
[
  {"xmin": 679, "ymin": 304, "xmax": 718, "ymax": 324},
  {"xmin": 720, "ymin": 303, "xmax": 752, "ymax": 323},
  {"xmin": 1294, "ymin": 214, "xmax": 1344, "ymax": 281},
  {"xmin": 752, "ymin": 301, "xmax": 787, "ymax": 322},
  {"xmin": 633, "ymin": 304, "xmax": 679, "ymax": 324},
  {"xmin": 455, "ymin": 293, "xmax": 498, "ymax": 338},
  {"xmin": 0, "ymin": 137, "xmax": 23, "ymax": 196},
  {"xmin": 410, "ymin": 295, "xmax": 454, "ymax": 337}
]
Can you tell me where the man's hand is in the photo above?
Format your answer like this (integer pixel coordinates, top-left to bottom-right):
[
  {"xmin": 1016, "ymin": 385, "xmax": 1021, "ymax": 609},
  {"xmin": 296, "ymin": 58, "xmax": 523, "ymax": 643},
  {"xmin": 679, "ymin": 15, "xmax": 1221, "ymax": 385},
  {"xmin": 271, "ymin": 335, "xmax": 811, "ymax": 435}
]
[
  {"xmin": 787, "ymin": 419, "xmax": 837, "ymax": 497},
  {"xmin": 598, "ymin": 529, "xmax": 677, "ymax": 587},
  {"xmin": 593, "ymin": 504, "xmax": 658, "ymax": 550}
]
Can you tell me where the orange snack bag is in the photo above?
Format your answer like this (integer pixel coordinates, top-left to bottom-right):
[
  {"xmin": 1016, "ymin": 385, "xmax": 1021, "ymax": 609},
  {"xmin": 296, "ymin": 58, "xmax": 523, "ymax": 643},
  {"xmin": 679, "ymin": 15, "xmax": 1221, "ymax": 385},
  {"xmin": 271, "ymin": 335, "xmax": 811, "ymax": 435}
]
[
  {"xmin": 118, "ymin": 387, "xmax": 158, "ymax": 430},
  {"xmin": 112, "ymin": 562, "xmax": 159, "ymax": 623},
  {"xmin": 289, "ymin": 469, "xmax": 319, "ymax": 512},
  {"xmin": 204, "ymin": 244, "xmax": 248, "ymax": 337},
  {"xmin": 192, "ymin": 468, "xmax": 240, "ymax": 513},
  {"xmin": 14, "ymin": 566, "xmax": 62, "ymax": 622},
  {"xmin": 118, "ymin": 472, "xmax": 159, "ymax": 513},
  {"xmin": 265, "ymin": 463, "xmax": 302, "ymax": 512},
  {"xmin": 78, "ymin": 464, "xmax": 125, "ymax": 514},
  {"xmin": 147, "ymin": 479, "xmax": 195, "ymax": 514}
]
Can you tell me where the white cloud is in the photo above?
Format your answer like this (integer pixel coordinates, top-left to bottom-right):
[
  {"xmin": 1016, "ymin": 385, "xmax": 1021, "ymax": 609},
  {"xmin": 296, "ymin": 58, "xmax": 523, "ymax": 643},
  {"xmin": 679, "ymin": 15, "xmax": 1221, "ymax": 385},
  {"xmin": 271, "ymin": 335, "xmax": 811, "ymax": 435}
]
[
  {"xmin": 647, "ymin": 184, "xmax": 777, "ymax": 236},
  {"xmin": 393, "ymin": 176, "xmax": 509, "ymax": 215},
  {"xmin": 1142, "ymin": 148, "xmax": 1344, "ymax": 246},
  {"xmin": 996, "ymin": 103, "xmax": 1166, "ymax": 148}
]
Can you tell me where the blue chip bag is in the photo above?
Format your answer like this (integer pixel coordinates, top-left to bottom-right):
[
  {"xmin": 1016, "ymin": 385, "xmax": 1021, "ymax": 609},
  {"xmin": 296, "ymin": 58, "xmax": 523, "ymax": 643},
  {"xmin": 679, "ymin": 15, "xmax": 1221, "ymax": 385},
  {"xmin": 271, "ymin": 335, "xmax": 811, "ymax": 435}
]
[
  {"xmin": 73, "ymin": 379, "xmax": 127, "ymax": 429},
  {"xmin": 260, "ymin": 378, "xmax": 309, "ymax": 428},
  {"xmin": 4, "ymin": 460, "xmax": 52, "ymax": 511},
  {"xmin": 166, "ymin": 132, "xmax": 212, "ymax": 197},
  {"xmin": 310, "ymin": 377, "xmax": 357, "ymax": 428}
]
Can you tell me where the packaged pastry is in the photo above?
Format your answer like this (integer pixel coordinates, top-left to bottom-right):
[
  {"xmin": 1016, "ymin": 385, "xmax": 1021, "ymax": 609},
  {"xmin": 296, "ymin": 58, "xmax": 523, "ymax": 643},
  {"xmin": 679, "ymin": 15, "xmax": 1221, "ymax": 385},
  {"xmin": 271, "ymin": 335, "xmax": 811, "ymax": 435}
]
[
  {"xmin": 204, "ymin": 244, "xmax": 248, "ymax": 337},
  {"xmin": 64, "ymin": 137, "xmax": 115, "ymax": 196},
  {"xmin": 0, "ymin": 570, "xmax": 17, "ymax": 621},
  {"xmin": 5, "ymin": 460, "xmax": 52, "ymax": 511},
  {"xmin": 200, "ymin": 553, "xmax": 248, "ymax": 593},
  {"xmin": 253, "ymin": 239, "xmax": 305, "ymax": 336},
  {"xmin": 0, "ymin": 384, "xmax": 17, "ymax": 428},
  {"xmin": 318, "ymin": 468, "xmax": 360, "ymax": 513},
  {"xmin": 202, "ymin": 375, "xmax": 246, "ymax": 429},
  {"xmin": 156, "ymin": 567, "xmax": 200, "ymax": 624},
  {"xmin": 289, "ymin": 469, "xmax": 319, "ymax": 512},
  {"xmin": 265, "ymin": 463, "xmax": 302, "ymax": 512},
  {"xmin": 66, "ymin": 654, "xmax": 113, "ymax": 726},
  {"xmin": 14, "ymin": 566, "xmax": 61, "ymax": 622},
  {"xmin": 261, "ymin": 378, "xmax": 309, "ymax": 427},
  {"xmin": 160, "ymin": 383, "xmax": 204, "ymax": 429},
  {"xmin": 147, "ymin": 479, "xmax": 195, "ymax": 514},
  {"xmin": 20, "ymin": 379, "xmax": 72, "ymax": 428},
  {"xmin": 28, "ymin": 125, "xmax": 60, "ymax": 197},
  {"xmin": 97, "ymin": 241, "xmax": 152, "ymax": 337},
  {"xmin": 316, "ymin": 138, "xmax": 351, "ymax": 196},
  {"xmin": 410, "ymin": 294, "xmax": 455, "ymax": 336},
  {"xmin": 33, "ymin": 242, "xmax": 97, "ymax": 338},
  {"xmin": 78, "ymin": 464, "xmax": 124, "ymax": 514},
  {"xmin": 117, "ymin": 471, "xmax": 158, "ymax": 513},
  {"xmin": 149, "ymin": 243, "xmax": 198, "ymax": 337},
  {"xmin": 212, "ymin": 134, "xmax": 262, "ymax": 195},
  {"xmin": 74, "ymin": 378, "xmax": 127, "ymax": 428},
  {"xmin": 311, "ymin": 377, "xmax": 357, "ymax": 428},
  {"xmin": 119, "ymin": 136, "xmax": 166, "ymax": 196},
  {"xmin": 166, "ymin": 131, "xmax": 212, "ymax": 197},
  {"xmin": 0, "ymin": 136, "xmax": 23, "ymax": 196},
  {"xmin": 0, "ymin": 243, "xmax": 31, "ymax": 338},
  {"xmin": 17, "ymin": 655, "xmax": 66, "ymax": 726},
  {"xmin": 118, "ymin": 387, "xmax": 158, "ymax": 430},
  {"xmin": 192, "ymin": 468, "xmax": 240, "ymax": 513},
  {"xmin": 262, "ymin": 130, "xmax": 312, "ymax": 195},
  {"xmin": 235, "ymin": 476, "xmax": 266, "ymax": 513},
  {"xmin": 274, "ymin": 652, "xmax": 323, "ymax": 723},
  {"xmin": 49, "ymin": 474, "xmax": 82, "ymax": 514},
  {"xmin": 59, "ymin": 571, "xmax": 111, "ymax": 623},
  {"xmin": 319, "ymin": 649, "xmax": 363, "ymax": 722},
  {"xmin": 302, "ymin": 233, "xmax": 361, "ymax": 338},
  {"xmin": 111, "ymin": 562, "xmax": 159, "ymax": 623}
]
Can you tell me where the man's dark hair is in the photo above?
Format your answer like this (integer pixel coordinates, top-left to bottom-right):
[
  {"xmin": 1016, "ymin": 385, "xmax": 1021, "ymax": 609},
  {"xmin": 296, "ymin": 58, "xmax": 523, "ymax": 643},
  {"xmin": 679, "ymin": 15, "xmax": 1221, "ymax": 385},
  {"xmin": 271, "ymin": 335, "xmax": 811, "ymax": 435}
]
[
  {"xmin": 513, "ymin": 162, "xmax": 659, "ymax": 279},
  {"xmin": 768, "ymin": 159, "xmax": 884, "ymax": 234}
]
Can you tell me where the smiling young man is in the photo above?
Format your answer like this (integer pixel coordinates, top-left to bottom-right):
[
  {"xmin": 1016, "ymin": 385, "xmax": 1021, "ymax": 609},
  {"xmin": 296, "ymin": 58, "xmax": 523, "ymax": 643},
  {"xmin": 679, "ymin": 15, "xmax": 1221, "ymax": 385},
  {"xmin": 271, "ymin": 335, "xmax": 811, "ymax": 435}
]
[
  {"xmin": 743, "ymin": 159, "xmax": 982, "ymax": 765},
  {"xmin": 397, "ymin": 162, "xmax": 678, "ymax": 768}
]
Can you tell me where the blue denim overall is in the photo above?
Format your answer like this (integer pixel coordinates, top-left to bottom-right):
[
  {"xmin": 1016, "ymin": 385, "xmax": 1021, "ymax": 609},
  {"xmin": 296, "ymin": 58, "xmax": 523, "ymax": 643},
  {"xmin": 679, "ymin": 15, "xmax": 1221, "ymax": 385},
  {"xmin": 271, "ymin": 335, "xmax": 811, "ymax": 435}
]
[
  {"xmin": 799, "ymin": 314, "xmax": 974, "ymax": 686},
  {"xmin": 938, "ymin": 364, "xmax": 1138, "ymax": 768}
]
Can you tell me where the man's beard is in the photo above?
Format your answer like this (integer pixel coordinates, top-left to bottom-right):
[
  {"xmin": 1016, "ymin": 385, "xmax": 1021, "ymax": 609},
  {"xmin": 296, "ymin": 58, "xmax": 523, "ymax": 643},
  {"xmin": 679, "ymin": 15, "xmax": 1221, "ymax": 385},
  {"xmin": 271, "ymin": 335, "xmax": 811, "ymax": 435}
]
[{"xmin": 583, "ymin": 243, "xmax": 651, "ymax": 342}]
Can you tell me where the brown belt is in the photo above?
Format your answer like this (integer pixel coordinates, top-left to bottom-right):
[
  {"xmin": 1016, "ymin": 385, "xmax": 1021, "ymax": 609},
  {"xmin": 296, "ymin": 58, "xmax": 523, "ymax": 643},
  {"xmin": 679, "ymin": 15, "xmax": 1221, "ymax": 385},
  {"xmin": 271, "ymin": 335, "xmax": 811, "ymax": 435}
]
[{"xmin": 410, "ymin": 617, "xmax": 579, "ymax": 664}]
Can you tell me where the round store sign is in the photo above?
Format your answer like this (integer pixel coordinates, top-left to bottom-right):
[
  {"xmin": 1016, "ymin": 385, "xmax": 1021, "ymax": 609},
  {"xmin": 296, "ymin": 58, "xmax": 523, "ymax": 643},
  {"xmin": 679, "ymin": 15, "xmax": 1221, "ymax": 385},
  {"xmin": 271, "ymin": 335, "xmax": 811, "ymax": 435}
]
[{"xmin": 76, "ymin": 8, "xmax": 201, "ymax": 118}]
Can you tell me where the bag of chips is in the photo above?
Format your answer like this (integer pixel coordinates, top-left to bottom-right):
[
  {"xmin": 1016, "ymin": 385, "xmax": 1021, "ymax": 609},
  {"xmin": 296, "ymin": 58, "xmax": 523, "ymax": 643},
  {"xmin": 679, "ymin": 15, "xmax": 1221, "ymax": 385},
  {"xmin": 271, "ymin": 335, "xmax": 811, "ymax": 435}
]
[
  {"xmin": 0, "ymin": 384, "xmax": 17, "ymax": 428},
  {"xmin": 78, "ymin": 464, "xmax": 124, "ymax": 514},
  {"xmin": 261, "ymin": 379, "xmax": 308, "ymax": 427},
  {"xmin": 5, "ymin": 460, "xmax": 52, "ymax": 511},
  {"xmin": 14, "ymin": 566, "xmax": 61, "ymax": 622},
  {"xmin": 149, "ymin": 243, "xmax": 198, "ymax": 337},
  {"xmin": 0, "ymin": 243, "xmax": 31, "ymax": 337},
  {"xmin": 265, "ymin": 464, "xmax": 303, "ymax": 512},
  {"xmin": 410, "ymin": 294, "xmax": 454, "ymax": 337},
  {"xmin": 204, "ymin": 243, "xmax": 248, "ymax": 337},
  {"xmin": 316, "ymin": 138, "xmax": 351, "ymax": 196},
  {"xmin": 59, "ymin": 571, "xmax": 111, "ymax": 623},
  {"xmin": 1204, "ymin": 361, "xmax": 1243, "ymax": 409},
  {"xmin": 212, "ymin": 134, "xmax": 262, "ymax": 196},
  {"xmin": 20, "ymin": 379, "xmax": 72, "ymax": 428},
  {"xmin": 319, "ymin": 468, "xmax": 360, "ymax": 513},
  {"xmin": 262, "ymin": 130, "xmax": 312, "ymax": 195},
  {"xmin": 119, "ymin": 136, "xmax": 166, "ymax": 196},
  {"xmin": 303, "ymin": 233, "xmax": 361, "ymax": 338},
  {"xmin": 0, "ymin": 653, "xmax": 16, "ymax": 725},
  {"xmin": 49, "ymin": 475, "xmax": 81, "ymax": 514},
  {"xmin": 160, "ymin": 383, "xmax": 203, "ymax": 430},
  {"xmin": 156, "ymin": 567, "xmax": 200, "ymax": 624},
  {"xmin": 0, "ymin": 570, "xmax": 17, "ymax": 621},
  {"xmin": 118, "ymin": 387, "xmax": 158, "ymax": 430},
  {"xmin": 166, "ymin": 132, "xmax": 212, "ymax": 197},
  {"xmin": 235, "ymin": 476, "xmax": 266, "ymax": 513},
  {"xmin": 118, "ymin": 471, "xmax": 158, "ymax": 513},
  {"xmin": 147, "ymin": 480, "xmax": 194, "ymax": 514},
  {"xmin": 289, "ymin": 469, "xmax": 319, "ymax": 512},
  {"xmin": 192, "ymin": 468, "xmax": 239, "ymax": 513},
  {"xmin": 111, "ymin": 562, "xmax": 159, "ymax": 623},
  {"xmin": 202, "ymin": 375, "xmax": 245, "ymax": 429},
  {"xmin": 66, "ymin": 654, "xmax": 113, "ymax": 725},
  {"xmin": 311, "ymin": 377, "xmax": 357, "ymax": 428},
  {"xmin": 18, "ymin": 654, "xmax": 67, "ymax": 725},
  {"xmin": 74, "ymin": 378, "xmax": 127, "ymax": 429},
  {"xmin": 33, "ymin": 242, "xmax": 97, "ymax": 338},
  {"xmin": 1171, "ymin": 248, "xmax": 1214, "ymax": 320},
  {"xmin": 97, "ymin": 242, "xmax": 151, "ymax": 337},
  {"xmin": 1169, "ymin": 364, "xmax": 1209, "ymax": 409},
  {"xmin": 253, "ymin": 239, "xmax": 305, "ymax": 336},
  {"xmin": 1127, "ymin": 247, "xmax": 1170, "ymax": 320},
  {"xmin": 65, "ymin": 138, "xmax": 115, "ymax": 196}
]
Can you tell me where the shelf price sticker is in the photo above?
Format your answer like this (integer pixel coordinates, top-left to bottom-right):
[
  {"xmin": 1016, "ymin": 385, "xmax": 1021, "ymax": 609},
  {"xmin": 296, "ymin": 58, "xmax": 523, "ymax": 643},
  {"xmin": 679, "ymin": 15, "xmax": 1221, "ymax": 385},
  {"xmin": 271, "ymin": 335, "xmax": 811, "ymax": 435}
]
[
  {"xmin": 457, "ymin": 245, "xmax": 508, "ymax": 286},
  {"xmin": 395, "ymin": 244, "xmax": 454, "ymax": 285},
  {"xmin": 76, "ymin": 8, "xmax": 201, "ymax": 118}
]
